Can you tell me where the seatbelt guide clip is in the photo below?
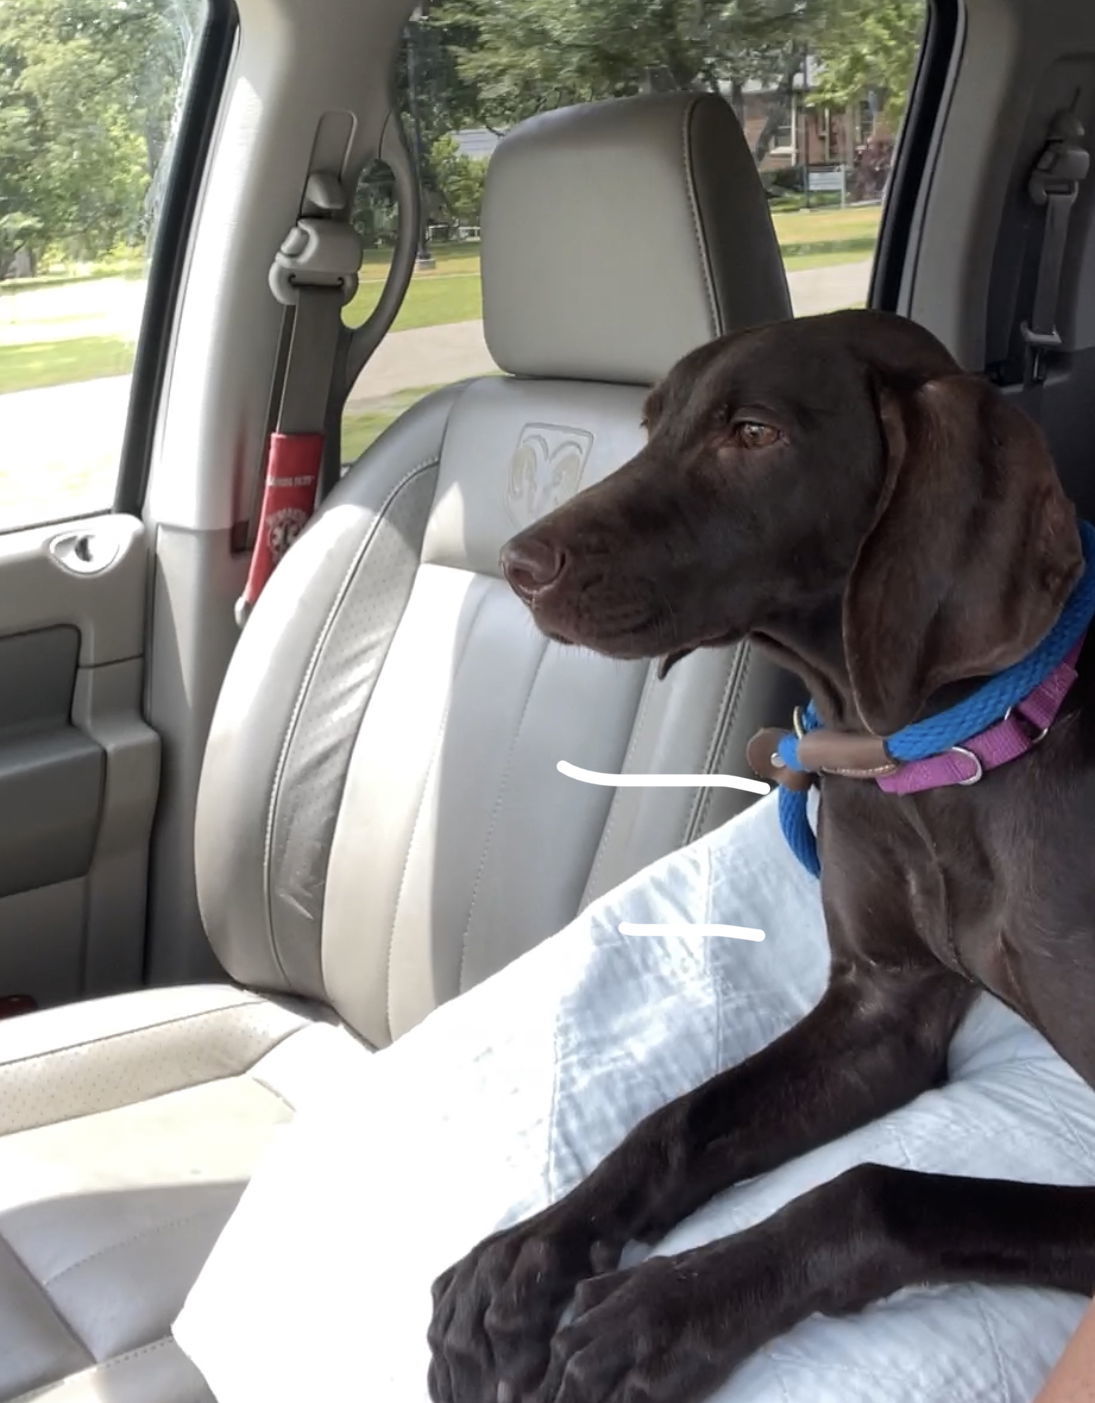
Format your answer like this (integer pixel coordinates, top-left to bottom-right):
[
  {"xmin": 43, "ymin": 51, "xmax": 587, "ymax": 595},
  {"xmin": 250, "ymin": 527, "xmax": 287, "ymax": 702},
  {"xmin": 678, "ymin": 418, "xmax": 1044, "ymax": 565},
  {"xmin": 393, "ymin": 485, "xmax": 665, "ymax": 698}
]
[{"xmin": 1021, "ymin": 109, "xmax": 1089, "ymax": 384}]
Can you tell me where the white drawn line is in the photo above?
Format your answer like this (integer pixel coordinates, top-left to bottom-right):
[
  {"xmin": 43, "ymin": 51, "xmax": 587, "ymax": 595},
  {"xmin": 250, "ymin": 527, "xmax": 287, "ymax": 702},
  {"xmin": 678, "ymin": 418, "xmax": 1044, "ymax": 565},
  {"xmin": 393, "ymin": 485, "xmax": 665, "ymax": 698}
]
[
  {"xmin": 560, "ymin": 761, "xmax": 769, "ymax": 946},
  {"xmin": 557, "ymin": 759, "xmax": 770, "ymax": 797},
  {"xmin": 619, "ymin": 922, "xmax": 766, "ymax": 942}
]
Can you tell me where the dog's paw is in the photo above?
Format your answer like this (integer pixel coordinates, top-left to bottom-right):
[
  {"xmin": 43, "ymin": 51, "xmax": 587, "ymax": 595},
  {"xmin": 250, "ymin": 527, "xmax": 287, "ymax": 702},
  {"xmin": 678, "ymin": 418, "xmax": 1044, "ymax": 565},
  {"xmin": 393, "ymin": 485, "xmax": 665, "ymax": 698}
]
[
  {"xmin": 531, "ymin": 1244, "xmax": 764, "ymax": 1403},
  {"xmin": 426, "ymin": 1209, "xmax": 620, "ymax": 1403}
]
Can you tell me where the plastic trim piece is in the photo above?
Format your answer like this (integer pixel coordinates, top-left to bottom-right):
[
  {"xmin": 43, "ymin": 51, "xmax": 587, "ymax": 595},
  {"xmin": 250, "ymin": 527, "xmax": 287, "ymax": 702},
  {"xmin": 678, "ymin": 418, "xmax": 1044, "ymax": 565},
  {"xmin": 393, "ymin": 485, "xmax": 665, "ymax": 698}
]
[
  {"xmin": 870, "ymin": 0, "xmax": 963, "ymax": 311},
  {"xmin": 114, "ymin": 0, "xmax": 240, "ymax": 517}
]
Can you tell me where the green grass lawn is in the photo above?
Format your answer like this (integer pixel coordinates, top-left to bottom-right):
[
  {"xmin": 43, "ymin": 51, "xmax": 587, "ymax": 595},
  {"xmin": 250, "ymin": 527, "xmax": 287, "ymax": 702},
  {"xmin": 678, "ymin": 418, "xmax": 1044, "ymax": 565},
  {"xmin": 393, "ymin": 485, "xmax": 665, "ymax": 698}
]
[
  {"xmin": 0, "ymin": 206, "xmax": 882, "ymax": 398},
  {"xmin": 0, "ymin": 334, "xmax": 134, "ymax": 394},
  {"xmin": 341, "ymin": 384, "xmax": 448, "ymax": 460},
  {"xmin": 772, "ymin": 205, "xmax": 880, "ymax": 265},
  {"xmin": 771, "ymin": 204, "xmax": 881, "ymax": 246},
  {"xmin": 343, "ymin": 245, "xmax": 482, "ymax": 330},
  {"xmin": 0, "ymin": 257, "xmax": 145, "ymax": 299}
]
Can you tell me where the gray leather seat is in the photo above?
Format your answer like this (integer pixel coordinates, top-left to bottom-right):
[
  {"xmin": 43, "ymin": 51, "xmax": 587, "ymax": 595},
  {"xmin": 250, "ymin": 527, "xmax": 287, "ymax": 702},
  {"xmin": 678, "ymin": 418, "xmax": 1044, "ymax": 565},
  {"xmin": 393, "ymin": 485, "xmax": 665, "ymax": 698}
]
[{"xmin": 0, "ymin": 93, "xmax": 796, "ymax": 1402}]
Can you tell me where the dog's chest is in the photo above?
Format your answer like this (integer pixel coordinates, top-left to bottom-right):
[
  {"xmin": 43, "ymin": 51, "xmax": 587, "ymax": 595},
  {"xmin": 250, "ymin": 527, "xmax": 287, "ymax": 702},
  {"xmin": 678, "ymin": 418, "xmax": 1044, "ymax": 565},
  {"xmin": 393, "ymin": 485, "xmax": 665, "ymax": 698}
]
[
  {"xmin": 821, "ymin": 726, "xmax": 1095, "ymax": 1089},
  {"xmin": 894, "ymin": 844, "xmax": 1015, "ymax": 992},
  {"xmin": 821, "ymin": 778, "xmax": 1044, "ymax": 996}
]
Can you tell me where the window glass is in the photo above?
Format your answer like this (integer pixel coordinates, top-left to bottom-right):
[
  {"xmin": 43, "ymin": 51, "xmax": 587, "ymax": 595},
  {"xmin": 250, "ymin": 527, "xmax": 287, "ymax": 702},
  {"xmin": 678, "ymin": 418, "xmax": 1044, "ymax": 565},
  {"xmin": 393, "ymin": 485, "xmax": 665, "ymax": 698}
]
[
  {"xmin": 342, "ymin": 0, "xmax": 927, "ymax": 465},
  {"xmin": 0, "ymin": 0, "xmax": 211, "ymax": 532}
]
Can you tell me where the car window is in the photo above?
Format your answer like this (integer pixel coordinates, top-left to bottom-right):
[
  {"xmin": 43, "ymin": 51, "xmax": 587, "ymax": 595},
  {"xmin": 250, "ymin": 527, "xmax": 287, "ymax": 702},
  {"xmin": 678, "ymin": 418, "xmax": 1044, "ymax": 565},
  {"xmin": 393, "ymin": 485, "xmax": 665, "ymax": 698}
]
[
  {"xmin": 341, "ymin": 0, "xmax": 926, "ymax": 466},
  {"xmin": 0, "ymin": 0, "xmax": 214, "ymax": 533}
]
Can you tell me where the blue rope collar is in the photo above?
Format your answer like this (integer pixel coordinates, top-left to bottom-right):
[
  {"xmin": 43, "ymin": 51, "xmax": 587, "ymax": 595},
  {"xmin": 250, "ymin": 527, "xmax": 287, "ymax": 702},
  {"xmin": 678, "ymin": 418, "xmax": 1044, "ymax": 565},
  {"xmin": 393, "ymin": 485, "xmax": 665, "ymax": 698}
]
[{"xmin": 778, "ymin": 519, "xmax": 1095, "ymax": 877}]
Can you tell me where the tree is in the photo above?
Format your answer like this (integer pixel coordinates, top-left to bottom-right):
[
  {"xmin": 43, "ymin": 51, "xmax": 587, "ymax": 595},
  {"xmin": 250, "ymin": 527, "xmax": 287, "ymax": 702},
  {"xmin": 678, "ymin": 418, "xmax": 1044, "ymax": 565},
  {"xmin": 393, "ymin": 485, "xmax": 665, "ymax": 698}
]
[
  {"xmin": 426, "ymin": 0, "xmax": 923, "ymax": 168},
  {"xmin": 809, "ymin": 0, "xmax": 924, "ymax": 130},
  {"xmin": 0, "ymin": 0, "xmax": 925, "ymax": 278},
  {"xmin": 434, "ymin": 0, "xmax": 730, "ymax": 125},
  {"xmin": 430, "ymin": 135, "xmax": 486, "ymax": 225},
  {"xmin": 0, "ymin": 0, "xmax": 202, "ymax": 271},
  {"xmin": 430, "ymin": 0, "xmax": 842, "ymax": 124}
]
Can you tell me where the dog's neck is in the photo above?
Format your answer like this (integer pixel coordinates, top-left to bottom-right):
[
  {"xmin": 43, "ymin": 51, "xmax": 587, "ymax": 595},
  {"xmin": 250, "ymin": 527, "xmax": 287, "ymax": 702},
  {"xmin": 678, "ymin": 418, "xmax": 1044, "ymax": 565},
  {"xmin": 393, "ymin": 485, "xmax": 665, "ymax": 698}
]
[
  {"xmin": 750, "ymin": 600, "xmax": 862, "ymax": 732},
  {"xmin": 752, "ymin": 602, "xmax": 1004, "ymax": 737}
]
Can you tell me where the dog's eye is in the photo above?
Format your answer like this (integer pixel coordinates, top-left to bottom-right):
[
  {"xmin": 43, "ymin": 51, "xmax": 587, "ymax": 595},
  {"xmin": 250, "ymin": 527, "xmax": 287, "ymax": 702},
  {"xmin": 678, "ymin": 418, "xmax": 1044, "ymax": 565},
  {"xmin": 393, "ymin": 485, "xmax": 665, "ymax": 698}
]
[{"xmin": 732, "ymin": 421, "xmax": 781, "ymax": 449}]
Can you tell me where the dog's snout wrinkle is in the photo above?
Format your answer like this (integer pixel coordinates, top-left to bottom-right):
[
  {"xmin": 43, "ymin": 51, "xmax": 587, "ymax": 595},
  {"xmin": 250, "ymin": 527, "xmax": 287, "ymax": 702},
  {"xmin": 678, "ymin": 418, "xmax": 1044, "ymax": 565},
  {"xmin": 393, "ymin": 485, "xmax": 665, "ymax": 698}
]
[{"xmin": 501, "ymin": 535, "xmax": 567, "ymax": 601}]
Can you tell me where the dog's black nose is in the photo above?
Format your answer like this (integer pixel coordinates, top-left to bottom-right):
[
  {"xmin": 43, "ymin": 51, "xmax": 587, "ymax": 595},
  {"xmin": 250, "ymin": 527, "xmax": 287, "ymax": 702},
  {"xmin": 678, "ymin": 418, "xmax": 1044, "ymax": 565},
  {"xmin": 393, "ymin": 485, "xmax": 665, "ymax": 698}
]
[{"xmin": 501, "ymin": 535, "xmax": 566, "ymax": 600}]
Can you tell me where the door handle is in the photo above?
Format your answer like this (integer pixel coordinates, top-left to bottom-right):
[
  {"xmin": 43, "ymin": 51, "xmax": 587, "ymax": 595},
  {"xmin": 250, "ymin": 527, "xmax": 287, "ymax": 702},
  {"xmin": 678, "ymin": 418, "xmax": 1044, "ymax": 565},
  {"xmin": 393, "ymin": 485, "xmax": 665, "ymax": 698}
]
[{"xmin": 48, "ymin": 528, "xmax": 123, "ymax": 576}]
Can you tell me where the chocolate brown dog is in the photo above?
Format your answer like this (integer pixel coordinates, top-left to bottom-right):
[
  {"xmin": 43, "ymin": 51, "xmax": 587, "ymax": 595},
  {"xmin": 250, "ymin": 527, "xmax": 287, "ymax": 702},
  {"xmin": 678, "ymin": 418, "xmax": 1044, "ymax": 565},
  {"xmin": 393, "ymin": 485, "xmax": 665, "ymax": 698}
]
[{"xmin": 426, "ymin": 309, "xmax": 1095, "ymax": 1403}]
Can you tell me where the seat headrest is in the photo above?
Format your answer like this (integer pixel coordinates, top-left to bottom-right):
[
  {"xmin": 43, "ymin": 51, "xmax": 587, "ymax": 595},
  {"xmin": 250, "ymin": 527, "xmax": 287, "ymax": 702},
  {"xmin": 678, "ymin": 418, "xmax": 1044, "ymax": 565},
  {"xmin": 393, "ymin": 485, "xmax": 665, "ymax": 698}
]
[{"xmin": 481, "ymin": 92, "xmax": 792, "ymax": 386}]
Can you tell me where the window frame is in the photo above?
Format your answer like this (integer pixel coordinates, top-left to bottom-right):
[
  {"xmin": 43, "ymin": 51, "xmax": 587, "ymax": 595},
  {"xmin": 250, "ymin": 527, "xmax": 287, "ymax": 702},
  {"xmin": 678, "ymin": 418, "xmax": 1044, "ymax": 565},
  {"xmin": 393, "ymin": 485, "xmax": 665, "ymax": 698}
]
[
  {"xmin": 763, "ymin": 91, "xmax": 797, "ymax": 157},
  {"xmin": 771, "ymin": 92, "xmax": 797, "ymax": 157},
  {"xmin": 114, "ymin": 0, "xmax": 240, "ymax": 518},
  {"xmin": 870, "ymin": 0, "xmax": 962, "ymax": 311},
  {"xmin": 856, "ymin": 98, "xmax": 876, "ymax": 145}
]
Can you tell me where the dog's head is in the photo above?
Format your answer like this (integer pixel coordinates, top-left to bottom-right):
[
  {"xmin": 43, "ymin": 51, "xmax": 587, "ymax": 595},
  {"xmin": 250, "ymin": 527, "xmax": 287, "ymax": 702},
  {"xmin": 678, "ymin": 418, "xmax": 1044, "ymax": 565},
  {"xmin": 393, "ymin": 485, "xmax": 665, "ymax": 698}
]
[{"xmin": 500, "ymin": 309, "xmax": 1082, "ymax": 734}]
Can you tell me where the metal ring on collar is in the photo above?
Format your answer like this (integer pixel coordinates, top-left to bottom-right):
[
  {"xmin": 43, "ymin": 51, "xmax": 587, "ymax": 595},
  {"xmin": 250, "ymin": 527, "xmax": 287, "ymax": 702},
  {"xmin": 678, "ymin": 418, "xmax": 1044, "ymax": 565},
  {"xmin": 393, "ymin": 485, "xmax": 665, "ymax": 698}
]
[
  {"xmin": 951, "ymin": 746, "xmax": 984, "ymax": 785},
  {"xmin": 1003, "ymin": 704, "xmax": 1050, "ymax": 744}
]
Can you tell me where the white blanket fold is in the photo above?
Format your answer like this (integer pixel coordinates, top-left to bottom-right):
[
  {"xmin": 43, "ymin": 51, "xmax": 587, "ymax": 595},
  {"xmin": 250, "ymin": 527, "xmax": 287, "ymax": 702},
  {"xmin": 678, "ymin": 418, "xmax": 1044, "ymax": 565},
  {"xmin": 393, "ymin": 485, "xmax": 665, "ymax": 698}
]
[{"xmin": 174, "ymin": 796, "xmax": 1093, "ymax": 1402}]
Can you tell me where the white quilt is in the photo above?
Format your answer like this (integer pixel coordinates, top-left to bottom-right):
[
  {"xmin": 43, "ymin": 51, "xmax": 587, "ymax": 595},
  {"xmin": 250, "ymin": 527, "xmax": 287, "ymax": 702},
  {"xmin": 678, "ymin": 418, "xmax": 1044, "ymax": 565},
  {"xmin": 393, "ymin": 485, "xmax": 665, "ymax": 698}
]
[{"xmin": 175, "ymin": 795, "xmax": 1095, "ymax": 1402}]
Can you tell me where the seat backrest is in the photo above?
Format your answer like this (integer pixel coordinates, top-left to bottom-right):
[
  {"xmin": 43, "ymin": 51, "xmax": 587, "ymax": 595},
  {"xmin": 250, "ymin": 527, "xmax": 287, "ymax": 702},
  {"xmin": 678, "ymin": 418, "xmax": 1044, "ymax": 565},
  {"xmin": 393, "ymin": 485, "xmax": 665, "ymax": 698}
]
[{"xmin": 195, "ymin": 92, "xmax": 800, "ymax": 1047}]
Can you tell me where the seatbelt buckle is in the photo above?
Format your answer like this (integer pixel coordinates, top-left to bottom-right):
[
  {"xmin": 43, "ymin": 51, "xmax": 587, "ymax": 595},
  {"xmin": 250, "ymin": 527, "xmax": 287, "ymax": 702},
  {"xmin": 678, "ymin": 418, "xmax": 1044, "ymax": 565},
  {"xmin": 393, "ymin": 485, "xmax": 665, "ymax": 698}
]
[{"xmin": 1020, "ymin": 319, "xmax": 1063, "ymax": 384}]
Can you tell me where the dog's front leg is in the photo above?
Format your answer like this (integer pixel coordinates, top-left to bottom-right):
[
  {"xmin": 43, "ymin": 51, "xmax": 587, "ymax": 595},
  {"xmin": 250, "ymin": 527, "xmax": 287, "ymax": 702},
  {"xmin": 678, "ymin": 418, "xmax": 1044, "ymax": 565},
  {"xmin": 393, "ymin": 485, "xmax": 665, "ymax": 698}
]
[
  {"xmin": 427, "ymin": 956, "xmax": 973, "ymax": 1403},
  {"xmin": 533, "ymin": 1167, "xmax": 1095, "ymax": 1403}
]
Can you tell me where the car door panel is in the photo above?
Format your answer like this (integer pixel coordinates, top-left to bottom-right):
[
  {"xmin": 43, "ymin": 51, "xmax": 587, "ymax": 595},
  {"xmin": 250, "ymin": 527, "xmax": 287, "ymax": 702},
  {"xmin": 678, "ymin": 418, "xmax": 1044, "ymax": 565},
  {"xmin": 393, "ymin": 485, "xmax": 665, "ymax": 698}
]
[{"xmin": 0, "ymin": 514, "xmax": 159, "ymax": 1006}]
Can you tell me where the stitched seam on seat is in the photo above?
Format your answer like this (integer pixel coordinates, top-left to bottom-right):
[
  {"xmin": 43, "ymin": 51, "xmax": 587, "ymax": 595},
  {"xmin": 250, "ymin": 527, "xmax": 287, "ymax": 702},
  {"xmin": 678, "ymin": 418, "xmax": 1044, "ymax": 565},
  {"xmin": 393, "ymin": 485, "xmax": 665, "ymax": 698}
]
[
  {"xmin": 269, "ymin": 465, "xmax": 443, "ymax": 997},
  {"xmin": 688, "ymin": 665, "xmax": 739, "ymax": 840},
  {"xmin": 383, "ymin": 578, "xmax": 492, "ymax": 1042},
  {"xmin": 89, "ymin": 1335, "xmax": 174, "ymax": 1373},
  {"xmin": 768, "ymin": 1349, "xmax": 794, "ymax": 1403},
  {"xmin": 762, "ymin": 1352, "xmax": 922, "ymax": 1387},
  {"xmin": 383, "ymin": 692, "xmax": 457, "ymax": 1044},
  {"xmin": 577, "ymin": 663, "xmax": 658, "ymax": 908},
  {"xmin": 12, "ymin": 1336, "xmax": 180, "ymax": 1400},
  {"xmin": 0, "ymin": 998, "xmax": 264, "ymax": 1080},
  {"xmin": 544, "ymin": 986, "xmax": 567, "ymax": 1204},
  {"xmin": 41, "ymin": 1205, "xmax": 228, "ymax": 1290},
  {"xmin": 1030, "ymin": 1079, "xmax": 1093, "ymax": 1164},
  {"xmin": 456, "ymin": 636, "xmax": 550, "ymax": 995},
  {"xmin": 0, "ymin": 1232, "xmax": 93, "ymax": 1364},
  {"xmin": 0, "ymin": 1020, "xmax": 305, "ymax": 1141},
  {"xmin": 689, "ymin": 644, "xmax": 750, "ymax": 841},
  {"xmin": 699, "ymin": 647, "xmax": 746, "ymax": 778},
  {"xmin": 262, "ymin": 456, "xmax": 442, "ymax": 987},
  {"xmin": 704, "ymin": 872, "xmax": 723, "ymax": 1080},
  {"xmin": 969, "ymin": 1285, "xmax": 1013, "ymax": 1403},
  {"xmin": 681, "ymin": 95, "xmax": 720, "ymax": 337},
  {"xmin": 247, "ymin": 1070, "xmax": 300, "ymax": 1111}
]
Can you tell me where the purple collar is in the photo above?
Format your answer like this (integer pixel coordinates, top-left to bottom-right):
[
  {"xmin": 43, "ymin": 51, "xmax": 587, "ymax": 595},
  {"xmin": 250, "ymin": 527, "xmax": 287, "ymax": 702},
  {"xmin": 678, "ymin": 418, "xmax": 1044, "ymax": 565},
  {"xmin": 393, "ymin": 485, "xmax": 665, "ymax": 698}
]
[{"xmin": 875, "ymin": 639, "xmax": 1083, "ymax": 794}]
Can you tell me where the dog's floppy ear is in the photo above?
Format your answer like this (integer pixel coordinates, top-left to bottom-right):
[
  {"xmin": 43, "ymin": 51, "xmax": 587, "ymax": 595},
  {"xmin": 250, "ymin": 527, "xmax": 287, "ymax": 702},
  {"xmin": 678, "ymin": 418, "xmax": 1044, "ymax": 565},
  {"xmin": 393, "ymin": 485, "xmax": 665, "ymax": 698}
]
[{"xmin": 843, "ymin": 373, "xmax": 1082, "ymax": 735}]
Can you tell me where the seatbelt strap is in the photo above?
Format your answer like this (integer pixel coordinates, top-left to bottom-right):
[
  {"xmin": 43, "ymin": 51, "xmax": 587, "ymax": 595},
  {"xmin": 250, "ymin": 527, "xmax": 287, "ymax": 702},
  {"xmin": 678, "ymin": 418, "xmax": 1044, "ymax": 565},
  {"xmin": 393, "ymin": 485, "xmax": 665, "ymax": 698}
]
[
  {"xmin": 235, "ymin": 174, "xmax": 362, "ymax": 627},
  {"xmin": 1021, "ymin": 109, "xmax": 1089, "ymax": 388}
]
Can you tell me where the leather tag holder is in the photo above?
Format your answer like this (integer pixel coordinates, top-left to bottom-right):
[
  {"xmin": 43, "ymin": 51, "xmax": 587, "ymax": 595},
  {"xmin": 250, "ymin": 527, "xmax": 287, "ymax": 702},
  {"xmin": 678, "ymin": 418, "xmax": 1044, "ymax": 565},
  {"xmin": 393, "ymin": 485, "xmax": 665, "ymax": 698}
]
[
  {"xmin": 797, "ymin": 730, "xmax": 898, "ymax": 779},
  {"xmin": 747, "ymin": 728, "xmax": 814, "ymax": 791}
]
